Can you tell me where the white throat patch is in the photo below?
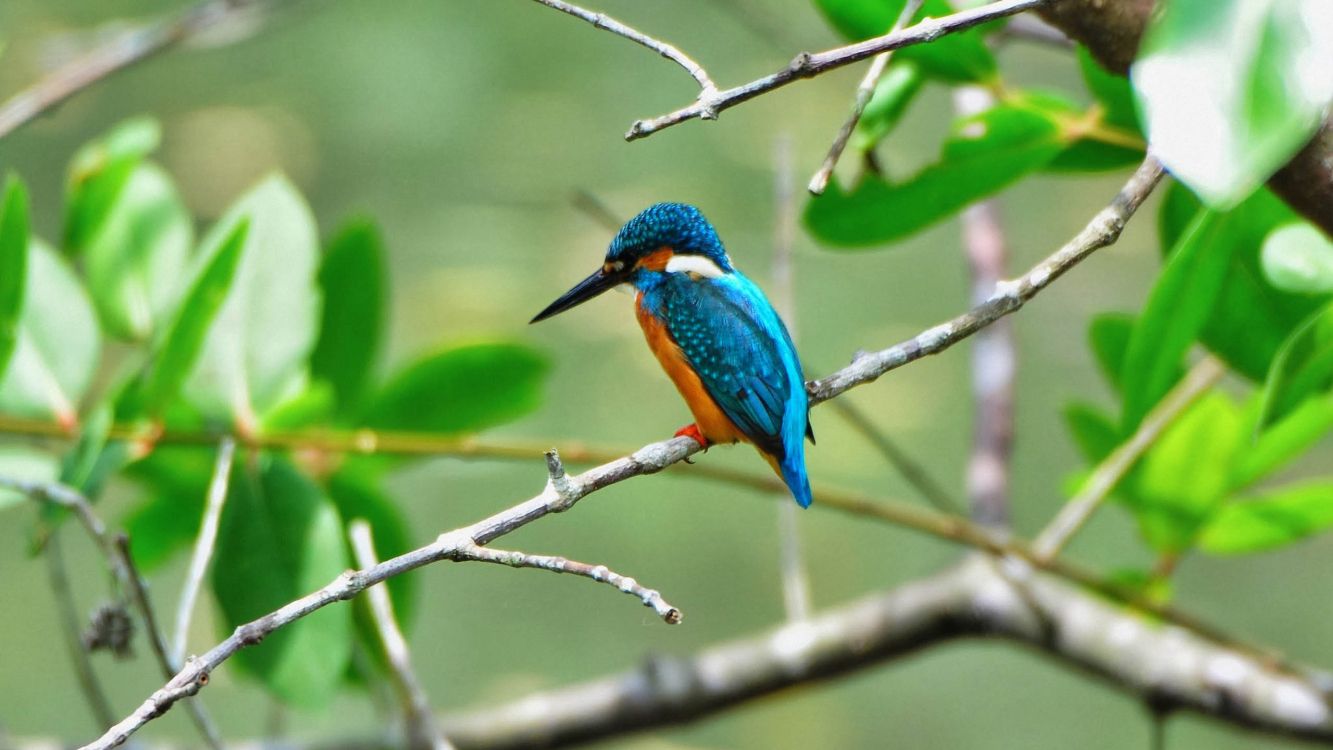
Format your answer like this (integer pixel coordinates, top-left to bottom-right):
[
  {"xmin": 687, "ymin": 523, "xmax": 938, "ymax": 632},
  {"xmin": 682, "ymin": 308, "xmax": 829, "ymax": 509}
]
[{"xmin": 664, "ymin": 254, "xmax": 727, "ymax": 279}]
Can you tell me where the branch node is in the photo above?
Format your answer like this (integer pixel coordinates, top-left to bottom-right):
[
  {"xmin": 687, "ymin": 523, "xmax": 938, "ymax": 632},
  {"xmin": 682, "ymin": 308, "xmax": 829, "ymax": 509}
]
[
  {"xmin": 789, "ymin": 51, "xmax": 815, "ymax": 77},
  {"xmin": 545, "ymin": 449, "xmax": 581, "ymax": 508}
]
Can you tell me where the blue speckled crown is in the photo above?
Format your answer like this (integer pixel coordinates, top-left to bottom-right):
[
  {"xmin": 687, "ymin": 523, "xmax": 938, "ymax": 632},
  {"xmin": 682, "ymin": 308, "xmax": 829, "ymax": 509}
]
[{"xmin": 607, "ymin": 203, "xmax": 733, "ymax": 270}]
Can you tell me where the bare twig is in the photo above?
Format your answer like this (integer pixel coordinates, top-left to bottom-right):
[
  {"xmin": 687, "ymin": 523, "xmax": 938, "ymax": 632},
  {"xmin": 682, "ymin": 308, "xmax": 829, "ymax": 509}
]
[
  {"xmin": 0, "ymin": 0, "xmax": 282, "ymax": 141},
  {"xmin": 530, "ymin": 0, "xmax": 717, "ymax": 101},
  {"xmin": 116, "ymin": 536, "xmax": 224, "ymax": 750},
  {"xmin": 1032, "ymin": 355, "xmax": 1226, "ymax": 561},
  {"xmin": 808, "ymin": 0, "xmax": 923, "ymax": 195},
  {"xmin": 827, "ymin": 399, "xmax": 962, "ymax": 514},
  {"xmin": 81, "ymin": 156, "xmax": 1166, "ymax": 749},
  {"xmin": 173, "ymin": 438, "xmax": 235, "ymax": 666},
  {"xmin": 771, "ymin": 133, "xmax": 812, "ymax": 622},
  {"xmin": 349, "ymin": 521, "xmax": 454, "ymax": 750},
  {"xmin": 623, "ymin": 0, "xmax": 1050, "ymax": 141},
  {"xmin": 956, "ymin": 86, "xmax": 1014, "ymax": 528},
  {"xmin": 440, "ymin": 556, "xmax": 1333, "ymax": 749},
  {"xmin": 45, "ymin": 531, "xmax": 116, "ymax": 730}
]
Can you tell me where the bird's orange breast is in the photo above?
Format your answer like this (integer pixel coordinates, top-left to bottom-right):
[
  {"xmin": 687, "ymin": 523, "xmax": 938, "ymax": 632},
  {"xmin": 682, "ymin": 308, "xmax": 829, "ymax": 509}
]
[{"xmin": 635, "ymin": 292, "xmax": 745, "ymax": 446}]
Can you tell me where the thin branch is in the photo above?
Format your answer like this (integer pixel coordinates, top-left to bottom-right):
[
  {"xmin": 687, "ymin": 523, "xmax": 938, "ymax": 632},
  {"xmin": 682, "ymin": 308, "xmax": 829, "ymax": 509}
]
[
  {"xmin": 439, "ymin": 556, "xmax": 1333, "ymax": 749},
  {"xmin": 349, "ymin": 520, "xmax": 455, "ymax": 750},
  {"xmin": 623, "ymin": 0, "xmax": 1050, "ymax": 141},
  {"xmin": 80, "ymin": 155, "xmax": 1166, "ymax": 749},
  {"xmin": 1032, "ymin": 355, "xmax": 1226, "ymax": 561},
  {"xmin": 956, "ymin": 86, "xmax": 1014, "ymax": 529},
  {"xmin": 827, "ymin": 399, "xmax": 962, "ymax": 515},
  {"xmin": 807, "ymin": 0, "xmax": 923, "ymax": 195},
  {"xmin": 173, "ymin": 438, "xmax": 235, "ymax": 666},
  {"xmin": 529, "ymin": 0, "xmax": 717, "ymax": 100},
  {"xmin": 0, "ymin": 0, "xmax": 281, "ymax": 141},
  {"xmin": 116, "ymin": 536, "xmax": 224, "ymax": 750},
  {"xmin": 45, "ymin": 531, "xmax": 116, "ymax": 730}
]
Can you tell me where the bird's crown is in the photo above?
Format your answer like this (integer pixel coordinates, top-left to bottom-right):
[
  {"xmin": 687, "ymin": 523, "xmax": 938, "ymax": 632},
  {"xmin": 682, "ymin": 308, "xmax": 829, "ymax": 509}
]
[{"xmin": 607, "ymin": 202, "xmax": 732, "ymax": 270}]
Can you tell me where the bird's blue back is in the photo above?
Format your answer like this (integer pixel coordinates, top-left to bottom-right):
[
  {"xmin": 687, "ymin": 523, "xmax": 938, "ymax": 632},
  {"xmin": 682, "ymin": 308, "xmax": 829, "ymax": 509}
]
[{"xmin": 638, "ymin": 269, "xmax": 813, "ymax": 507}]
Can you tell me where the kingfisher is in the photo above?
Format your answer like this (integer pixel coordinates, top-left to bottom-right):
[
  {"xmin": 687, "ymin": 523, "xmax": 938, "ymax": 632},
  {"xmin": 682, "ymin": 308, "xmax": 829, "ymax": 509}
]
[{"xmin": 531, "ymin": 202, "xmax": 814, "ymax": 507}]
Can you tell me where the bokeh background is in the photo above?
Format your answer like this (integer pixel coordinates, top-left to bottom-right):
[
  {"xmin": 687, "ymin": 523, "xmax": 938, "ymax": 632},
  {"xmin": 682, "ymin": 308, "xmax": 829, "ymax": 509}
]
[{"xmin": 1, "ymin": 1, "xmax": 1331, "ymax": 748}]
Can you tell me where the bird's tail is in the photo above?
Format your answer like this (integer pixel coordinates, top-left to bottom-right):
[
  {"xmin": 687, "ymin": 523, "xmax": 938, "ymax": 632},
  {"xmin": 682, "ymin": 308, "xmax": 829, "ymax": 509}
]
[{"xmin": 761, "ymin": 448, "xmax": 813, "ymax": 508}]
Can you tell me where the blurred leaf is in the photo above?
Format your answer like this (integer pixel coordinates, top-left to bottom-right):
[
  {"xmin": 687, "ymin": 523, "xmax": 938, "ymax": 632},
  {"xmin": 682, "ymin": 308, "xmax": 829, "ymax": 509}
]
[
  {"xmin": 0, "ymin": 176, "xmax": 29, "ymax": 377},
  {"xmin": 812, "ymin": 0, "xmax": 997, "ymax": 82},
  {"xmin": 0, "ymin": 446, "xmax": 58, "ymax": 513},
  {"xmin": 1063, "ymin": 401, "xmax": 1119, "ymax": 464},
  {"xmin": 1126, "ymin": 393, "xmax": 1244, "ymax": 552},
  {"xmin": 1158, "ymin": 185, "xmax": 1327, "ymax": 380},
  {"xmin": 213, "ymin": 456, "xmax": 351, "ymax": 707},
  {"xmin": 327, "ymin": 465, "xmax": 416, "ymax": 676},
  {"xmin": 364, "ymin": 343, "xmax": 548, "ymax": 434},
  {"xmin": 59, "ymin": 403, "xmax": 117, "ymax": 496},
  {"xmin": 311, "ymin": 220, "xmax": 385, "ymax": 417},
  {"xmin": 1260, "ymin": 222, "xmax": 1333, "ymax": 295},
  {"xmin": 1120, "ymin": 211, "xmax": 1231, "ymax": 431},
  {"xmin": 141, "ymin": 220, "xmax": 249, "ymax": 418},
  {"xmin": 122, "ymin": 447, "xmax": 214, "ymax": 570},
  {"xmin": 1200, "ymin": 481, "xmax": 1333, "ymax": 554},
  {"xmin": 806, "ymin": 102, "xmax": 1065, "ymax": 246},
  {"xmin": 1088, "ymin": 312, "xmax": 1135, "ymax": 394},
  {"xmin": 1104, "ymin": 567, "xmax": 1172, "ymax": 604},
  {"xmin": 1258, "ymin": 302, "xmax": 1333, "ymax": 428},
  {"xmin": 1044, "ymin": 138, "xmax": 1144, "ymax": 173},
  {"xmin": 260, "ymin": 383, "xmax": 335, "ymax": 432},
  {"xmin": 0, "ymin": 240, "xmax": 101, "ymax": 425},
  {"xmin": 1076, "ymin": 46, "xmax": 1139, "ymax": 134},
  {"xmin": 1133, "ymin": 0, "xmax": 1333, "ymax": 207},
  {"xmin": 185, "ymin": 175, "xmax": 321, "ymax": 427},
  {"xmin": 65, "ymin": 117, "xmax": 162, "ymax": 254},
  {"xmin": 83, "ymin": 163, "xmax": 194, "ymax": 341},
  {"xmin": 1234, "ymin": 395, "xmax": 1333, "ymax": 488},
  {"xmin": 851, "ymin": 62, "xmax": 925, "ymax": 153}
]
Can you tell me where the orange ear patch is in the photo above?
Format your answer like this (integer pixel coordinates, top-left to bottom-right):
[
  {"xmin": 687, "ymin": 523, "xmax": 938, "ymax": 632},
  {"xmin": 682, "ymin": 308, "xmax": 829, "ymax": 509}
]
[{"xmin": 635, "ymin": 246, "xmax": 675, "ymax": 271}]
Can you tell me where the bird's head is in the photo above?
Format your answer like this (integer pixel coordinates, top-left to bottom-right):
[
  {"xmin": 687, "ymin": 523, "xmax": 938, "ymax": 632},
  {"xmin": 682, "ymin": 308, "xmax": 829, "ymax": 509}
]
[{"xmin": 531, "ymin": 202, "xmax": 733, "ymax": 323}]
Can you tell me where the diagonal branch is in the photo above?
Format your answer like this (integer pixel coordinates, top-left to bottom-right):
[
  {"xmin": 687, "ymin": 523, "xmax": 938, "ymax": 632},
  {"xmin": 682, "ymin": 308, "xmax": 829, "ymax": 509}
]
[
  {"xmin": 173, "ymin": 438, "xmax": 235, "ymax": 666},
  {"xmin": 79, "ymin": 155, "xmax": 1164, "ymax": 749},
  {"xmin": 438, "ymin": 556, "xmax": 1333, "ymax": 749},
  {"xmin": 623, "ymin": 0, "xmax": 1050, "ymax": 141}
]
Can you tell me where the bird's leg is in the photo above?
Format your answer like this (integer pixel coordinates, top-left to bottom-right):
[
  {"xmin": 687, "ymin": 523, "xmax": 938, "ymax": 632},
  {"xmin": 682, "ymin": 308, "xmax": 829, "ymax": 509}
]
[{"xmin": 674, "ymin": 423, "xmax": 709, "ymax": 452}]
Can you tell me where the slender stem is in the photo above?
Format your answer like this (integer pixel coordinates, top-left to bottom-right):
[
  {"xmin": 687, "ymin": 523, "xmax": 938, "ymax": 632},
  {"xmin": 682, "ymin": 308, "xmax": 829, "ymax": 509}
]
[
  {"xmin": 827, "ymin": 399, "xmax": 962, "ymax": 515},
  {"xmin": 624, "ymin": 0, "xmax": 1050, "ymax": 140},
  {"xmin": 45, "ymin": 531, "xmax": 116, "ymax": 730},
  {"xmin": 1032, "ymin": 355, "xmax": 1226, "ymax": 561},
  {"xmin": 173, "ymin": 438, "xmax": 236, "ymax": 666},
  {"xmin": 349, "ymin": 521, "xmax": 455, "ymax": 750},
  {"xmin": 808, "ymin": 0, "xmax": 923, "ymax": 195}
]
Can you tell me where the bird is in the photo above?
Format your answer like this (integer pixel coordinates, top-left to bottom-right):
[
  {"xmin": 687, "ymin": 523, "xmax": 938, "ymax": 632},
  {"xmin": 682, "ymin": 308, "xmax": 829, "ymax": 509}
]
[{"xmin": 531, "ymin": 202, "xmax": 814, "ymax": 507}]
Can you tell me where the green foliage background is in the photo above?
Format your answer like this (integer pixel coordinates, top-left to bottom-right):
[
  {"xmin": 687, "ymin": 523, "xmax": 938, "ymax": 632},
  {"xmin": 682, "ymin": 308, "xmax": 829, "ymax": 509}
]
[{"xmin": 1, "ymin": 1, "xmax": 1332, "ymax": 748}]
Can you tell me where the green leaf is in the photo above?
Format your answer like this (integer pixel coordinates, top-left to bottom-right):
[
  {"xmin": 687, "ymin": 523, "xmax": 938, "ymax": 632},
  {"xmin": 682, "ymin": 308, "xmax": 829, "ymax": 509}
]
[
  {"xmin": 0, "ymin": 446, "xmax": 58, "ymax": 513},
  {"xmin": 806, "ymin": 102, "xmax": 1065, "ymax": 246},
  {"xmin": 1258, "ymin": 301, "xmax": 1333, "ymax": 428},
  {"xmin": 0, "ymin": 176, "xmax": 30, "ymax": 377},
  {"xmin": 327, "ymin": 466, "xmax": 416, "ymax": 676},
  {"xmin": 1260, "ymin": 222, "xmax": 1333, "ymax": 295},
  {"xmin": 82, "ymin": 163, "xmax": 194, "ymax": 341},
  {"xmin": 0, "ymin": 240, "xmax": 101, "ymax": 426},
  {"xmin": 1076, "ymin": 46, "xmax": 1139, "ymax": 134},
  {"xmin": 1062, "ymin": 401, "xmax": 1120, "ymax": 464},
  {"xmin": 59, "ymin": 402, "xmax": 119, "ymax": 496},
  {"xmin": 1132, "ymin": 0, "xmax": 1333, "ymax": 207},
  {"xmin": 1200, "ymin": 481, "xmax": 1333, "ymax": 554},
  {"xmin": 65, "ymin": 117, "xmax": 162, "ymax": 255},
  {"xmin": 185, "ymin": 175, "xmax": 321, "ymax": 427},
  {"xmin": 213, "ymin": 456, "xmax": 351, "ymax": 707},
  {"xmin": 812, "ymin": 0, "xmax": 997, "ymax": 83},
  {"xmin": 1159, "ymin": 185, "xmax": 1327, "ymax": 380},
  {"xmin": 1120, "ymin": 211, "xmax": 1232, "ymax": 431},
  {"xmin": 311, "ymin": 220, "xmax": 385, "ymax": 417},
  {"xmin": 1126, "ymin": 393, "xmax": 1244, "ymax": 552},
  {"xmin": 122, "ymin": 447, "xmax": 215, "ymax": 570},
  {"xmin": 851, "ymin": 62, "xmax": 925, "ymax": 153},
  {"xmin": 364, "ymin": 343, "xmax": 549, "ymax": 434},
  {"xmin": 1088, "ymin": 313, "xmax": 1135, "ymax": 393},
  {"xmin": 1234, "ymin": 395, "xmax": 1333, "ymax": 489},
  {"xmin": 139, "ymin": 220, "xmax": 248, "ymax": 418}
]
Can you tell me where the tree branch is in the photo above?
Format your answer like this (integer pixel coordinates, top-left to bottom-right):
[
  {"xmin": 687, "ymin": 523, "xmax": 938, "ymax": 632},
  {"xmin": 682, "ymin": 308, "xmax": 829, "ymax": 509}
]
[
  {"xmin": 438, "ymin": 555, "xmax": 1333, "ymax": 749},
  {"xmin": 173, "ymin": 437, "xmax": 235, "ymax": 667},
  {"xmin": 622, "ymin": 0, "xmax": 1049, "ymax": 141}
]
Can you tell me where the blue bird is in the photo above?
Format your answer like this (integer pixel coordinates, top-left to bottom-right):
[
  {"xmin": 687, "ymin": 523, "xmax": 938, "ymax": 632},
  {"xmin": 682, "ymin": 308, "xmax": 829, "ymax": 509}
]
[{"xmin": 532, "ymin": 203, "xmax": 814, "ymax": 507}]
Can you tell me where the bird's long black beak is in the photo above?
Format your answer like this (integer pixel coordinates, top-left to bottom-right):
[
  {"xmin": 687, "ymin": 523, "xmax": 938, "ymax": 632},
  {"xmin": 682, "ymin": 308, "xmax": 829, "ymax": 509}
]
[{"xmin": 530, "ymin": 267, "xmax": 625, "ymax": 323}]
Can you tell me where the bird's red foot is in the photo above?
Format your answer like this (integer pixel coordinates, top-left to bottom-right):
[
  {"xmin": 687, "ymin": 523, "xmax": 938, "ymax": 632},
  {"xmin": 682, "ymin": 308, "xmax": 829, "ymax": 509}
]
[{"xmin": 674, "ymin": 423, "xmax": 709, "ymax": 449}]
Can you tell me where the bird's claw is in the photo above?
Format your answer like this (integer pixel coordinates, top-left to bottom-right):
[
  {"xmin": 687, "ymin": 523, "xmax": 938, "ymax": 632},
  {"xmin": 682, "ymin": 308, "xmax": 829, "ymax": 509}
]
[{"xmin": 674, "ymin": 423, "xmax": 709, "ymax": 450}]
